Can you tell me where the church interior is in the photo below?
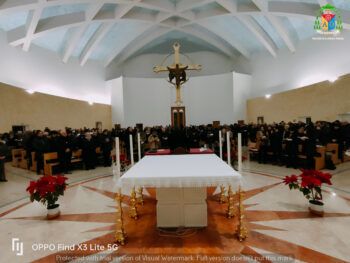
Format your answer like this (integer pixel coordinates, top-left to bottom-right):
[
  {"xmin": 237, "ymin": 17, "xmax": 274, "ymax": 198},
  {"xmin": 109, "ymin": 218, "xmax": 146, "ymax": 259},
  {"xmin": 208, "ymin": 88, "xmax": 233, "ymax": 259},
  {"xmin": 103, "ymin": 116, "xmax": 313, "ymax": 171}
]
[{"xmin": 0, "ymin": 0, "xmax": 350, "ymax": 262}]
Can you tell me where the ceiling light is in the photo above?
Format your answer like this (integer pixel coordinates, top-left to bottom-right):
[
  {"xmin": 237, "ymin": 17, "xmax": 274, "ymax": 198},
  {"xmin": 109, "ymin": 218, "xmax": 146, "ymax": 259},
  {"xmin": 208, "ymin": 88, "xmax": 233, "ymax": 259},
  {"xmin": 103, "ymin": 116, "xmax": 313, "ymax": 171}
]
[
  {"xmin": 332, "ymin": 192, "xmax": 337, "ymax": 196},
  {"xmin": 329, "ymin": 76, "xmax": 338, "ymax": 83},
  {"xmin": 26, "ymin": 89, "xmax": 35, "ymax": 94},
  {"xmin": 265, "ymin": 94, "xmax": 271, "ymax": 99}
]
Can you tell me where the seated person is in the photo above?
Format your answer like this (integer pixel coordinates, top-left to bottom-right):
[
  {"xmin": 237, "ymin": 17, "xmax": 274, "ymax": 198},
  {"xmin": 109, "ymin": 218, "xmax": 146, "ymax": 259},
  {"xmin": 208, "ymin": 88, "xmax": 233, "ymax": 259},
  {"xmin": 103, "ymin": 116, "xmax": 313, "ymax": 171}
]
[
  {"xmin": 148, "ymin": 131, "xmax": 160, "ymax": 150},
  {"xmin": 0, "ymin": 140, "xmax": 9, "ymax": 182}
]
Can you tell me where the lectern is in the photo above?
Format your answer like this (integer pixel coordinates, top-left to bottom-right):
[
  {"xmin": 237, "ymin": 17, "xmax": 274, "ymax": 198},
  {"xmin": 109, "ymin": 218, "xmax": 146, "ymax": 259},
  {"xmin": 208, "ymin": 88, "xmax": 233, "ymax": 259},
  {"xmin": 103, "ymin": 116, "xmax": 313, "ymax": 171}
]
[{"xmin": 171, "ymin": 106, "xmax": 186, "ymax": 127}]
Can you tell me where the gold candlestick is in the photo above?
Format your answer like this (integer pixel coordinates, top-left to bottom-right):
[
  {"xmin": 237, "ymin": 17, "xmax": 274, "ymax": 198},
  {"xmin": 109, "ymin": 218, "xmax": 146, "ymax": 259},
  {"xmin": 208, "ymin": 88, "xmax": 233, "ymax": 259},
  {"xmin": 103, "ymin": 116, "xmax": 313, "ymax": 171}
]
[
  {"xmin": 226, "ymin": 185, "xmax": 235, "ymax": 218},
  {"xmin": 219, "ymin": 185, "xmax": 227, "ymax": 203},
  {"xmin": 236, "ymin": 186, "xmax": 248, "ymax": 241},
  {"xmin": 137, "ymin": 187, "xmax": 144, "ymax": 205},
  {"xmin": 129, "ymin": 187, "xmax": 138, "ymax": 220},
  {"xmin": 115, "ymin": 191, "xmax": 126, "ymax": 245}
]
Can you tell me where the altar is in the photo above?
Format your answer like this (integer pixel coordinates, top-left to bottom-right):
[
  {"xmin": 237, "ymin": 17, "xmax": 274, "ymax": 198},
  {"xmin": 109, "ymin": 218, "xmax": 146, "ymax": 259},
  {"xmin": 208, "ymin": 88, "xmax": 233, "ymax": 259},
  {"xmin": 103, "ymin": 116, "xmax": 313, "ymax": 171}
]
[{"xmin": 118, "ymin": 154, "xmax": 241, "ymax": 228}]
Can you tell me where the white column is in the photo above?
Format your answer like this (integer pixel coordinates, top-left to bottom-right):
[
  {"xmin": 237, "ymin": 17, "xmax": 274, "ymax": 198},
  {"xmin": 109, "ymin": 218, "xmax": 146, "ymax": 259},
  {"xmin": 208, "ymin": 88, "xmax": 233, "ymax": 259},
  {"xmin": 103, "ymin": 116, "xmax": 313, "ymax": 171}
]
[
  {"xmin": 219, "ymin": 130, "xmax": 223, "ymax": 159},
  {"xmin": 227, "ymin": 131, "xmax": 231, "ymax": 166},
  {"xmin": 137, "ymin": 132, "xmax": 141, "ymax": 161},
  {"xmin": 129, "ymin": 134, "xmax": 134, "ymax": 166},
  {"xmin": 238, "ymin": 133, "xmax": 242, "ymax": 173},
  {"xmin": 113, "ymin": 137, "xmax": 121, "ymax": 181}
]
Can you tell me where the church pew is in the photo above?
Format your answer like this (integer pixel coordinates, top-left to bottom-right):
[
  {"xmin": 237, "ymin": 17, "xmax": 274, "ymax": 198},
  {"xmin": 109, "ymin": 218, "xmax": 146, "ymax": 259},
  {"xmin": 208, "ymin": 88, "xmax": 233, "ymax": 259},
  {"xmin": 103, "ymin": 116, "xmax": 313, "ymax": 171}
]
[
  {"xmin": 30, "ymin": 152, "xmax": 37, "ymax": 172},
  {"xmin": 326, "ymin": 143, "xmax": 341, "ymax": 165},
  {"xmin": 297, "ymin": 144, "xmax": 325, "ymax": 170},
  {"xmin": 44, "ymin": 152, "xmax": 60, "ymax": 176},
  {"xmin": 315, "ymin": 146, "xmax": 326, "ymax": 170},
  {"xmin": 71, "ymin": 149, "xmax": 82, "ymax": 163}
]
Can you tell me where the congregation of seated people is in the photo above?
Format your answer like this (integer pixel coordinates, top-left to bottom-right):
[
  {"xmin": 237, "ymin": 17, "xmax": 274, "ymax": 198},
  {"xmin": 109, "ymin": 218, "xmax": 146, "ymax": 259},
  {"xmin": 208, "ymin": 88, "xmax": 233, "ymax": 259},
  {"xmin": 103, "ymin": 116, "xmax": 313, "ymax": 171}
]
[
  {"xmin": 0, "ymin": 120, "xmax": 349, "ymax": 179},
  {"xmin": 1, "ymin": 128, "xmax": 113, "ymax": 175}
]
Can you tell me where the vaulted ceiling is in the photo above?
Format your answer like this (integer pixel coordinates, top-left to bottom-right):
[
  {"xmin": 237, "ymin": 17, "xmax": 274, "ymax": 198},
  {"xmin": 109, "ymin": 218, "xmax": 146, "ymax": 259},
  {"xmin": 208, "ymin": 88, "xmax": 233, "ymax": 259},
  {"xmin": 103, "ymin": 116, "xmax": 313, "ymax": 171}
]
[{"xmin": 0, "ymin": 0, "xmax": 349, "ymax": 67}]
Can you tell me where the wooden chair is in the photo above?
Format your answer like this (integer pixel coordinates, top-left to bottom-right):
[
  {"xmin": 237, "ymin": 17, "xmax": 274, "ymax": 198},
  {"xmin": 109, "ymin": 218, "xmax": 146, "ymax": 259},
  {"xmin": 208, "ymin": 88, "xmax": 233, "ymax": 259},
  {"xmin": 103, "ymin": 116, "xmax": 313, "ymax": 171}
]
[
  {"xmin": 248, "ymin": 142, "xmax": 259, "ymax": 160},
  {"xmin": 326, "ymin": 143, "xmax": 341, "ymax": 165},
  {"xmin": 44, "ymin": 152, "xmax": 60, "ymax": 176},
  {"xmin": 19, "ymin": 150, "xmax": 28, "ymax": 169},
  {"xmin": 30, "ymin": 152, "xmax": 37, "ymax": 172},
  {"xmin": 343, "ymin": 150, "xmax": 350, "ymax": 162},
  {"xmin": 11, "ymin": 149, "xmax": 23, "ymax": 167},
  {"xmin": 297, "ymin": 144, "xmax": 307, "ymax": 162}
]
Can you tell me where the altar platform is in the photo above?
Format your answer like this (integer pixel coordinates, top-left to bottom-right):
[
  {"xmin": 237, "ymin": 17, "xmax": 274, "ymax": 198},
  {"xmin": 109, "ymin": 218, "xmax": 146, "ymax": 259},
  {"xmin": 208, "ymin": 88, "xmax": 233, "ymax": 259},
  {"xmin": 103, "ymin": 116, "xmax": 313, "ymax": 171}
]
[{"xmin": 119, "ymin": 154, "xmax": 241, "ymax": 227}]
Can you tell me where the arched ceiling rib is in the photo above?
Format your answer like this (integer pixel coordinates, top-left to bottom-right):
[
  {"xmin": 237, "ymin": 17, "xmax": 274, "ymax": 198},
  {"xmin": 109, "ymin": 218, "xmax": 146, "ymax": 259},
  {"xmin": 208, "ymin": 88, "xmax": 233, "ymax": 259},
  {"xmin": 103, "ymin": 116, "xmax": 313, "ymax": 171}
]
[{"xmin": 0, "ymin": 0, "xmax": 349, "ymax": 67}]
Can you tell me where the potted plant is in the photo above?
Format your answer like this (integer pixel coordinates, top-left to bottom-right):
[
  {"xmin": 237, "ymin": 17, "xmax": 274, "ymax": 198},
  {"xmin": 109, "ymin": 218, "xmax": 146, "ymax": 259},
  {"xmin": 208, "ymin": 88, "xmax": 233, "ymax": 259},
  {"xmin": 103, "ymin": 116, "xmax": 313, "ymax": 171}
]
[
  {"xmin": 26, "ymin": 175, "xmax": 68, "ymax": 219},
  {"xmin": 283, "ymin": 169, "xmax": 332, "ymax": 216}
]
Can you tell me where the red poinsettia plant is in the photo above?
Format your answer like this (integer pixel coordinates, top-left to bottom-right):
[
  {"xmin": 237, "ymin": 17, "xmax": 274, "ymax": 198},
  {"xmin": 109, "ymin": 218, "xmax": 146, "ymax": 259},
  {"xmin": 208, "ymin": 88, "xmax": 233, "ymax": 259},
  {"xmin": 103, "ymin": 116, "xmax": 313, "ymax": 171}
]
[
  {"xmin": 26, "ymin": 175, "xmax": 68, "ymax": 209},
  {"xmin": 283, "ymin": 169, "xmax": 332, "ymax": 205}
]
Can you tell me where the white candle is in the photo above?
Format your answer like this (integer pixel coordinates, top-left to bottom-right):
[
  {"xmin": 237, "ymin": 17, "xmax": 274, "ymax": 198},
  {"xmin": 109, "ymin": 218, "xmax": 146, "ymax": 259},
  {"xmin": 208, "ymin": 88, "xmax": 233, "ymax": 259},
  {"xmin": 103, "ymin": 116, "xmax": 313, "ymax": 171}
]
[
  {"xmin": 238, "ymin": 133, "xmax": 242, "ymax": 173},
  {"xmin": 113, "ymin": 137, "xmax": 121, "ymax": 181},
  {"xmin": 137, "ymin": 132, "xmax": 141, "ymax": 161},
  {"xmin": 219, "ymin": 130, "xmax": 223, "ymax": 159},
  {"xmin": 129, "ymin": 134, "xmax": 134, "ymax": 166},
  {"xmin": 227, "ymin": 131, "xmax": 231, "ymax": 166}
]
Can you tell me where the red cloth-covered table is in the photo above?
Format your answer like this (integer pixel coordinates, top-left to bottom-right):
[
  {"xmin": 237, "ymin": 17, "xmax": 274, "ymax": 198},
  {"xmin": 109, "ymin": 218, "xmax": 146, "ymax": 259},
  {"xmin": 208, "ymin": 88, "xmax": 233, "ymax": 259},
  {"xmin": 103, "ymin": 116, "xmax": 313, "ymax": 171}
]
[
  {"xmin": 189, "ymin": 148, "xmax": 214, "ymax": 154},
  {"xmin": 145, "ymin": 149, "xmax": 171, "ymax": 156}
]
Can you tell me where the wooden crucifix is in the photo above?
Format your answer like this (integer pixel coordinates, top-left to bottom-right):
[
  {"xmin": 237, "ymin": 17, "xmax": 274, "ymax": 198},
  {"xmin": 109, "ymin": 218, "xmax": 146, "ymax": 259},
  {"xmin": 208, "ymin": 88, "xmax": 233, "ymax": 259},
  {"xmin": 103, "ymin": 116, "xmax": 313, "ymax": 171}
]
[{"xmin": 153, "ymin": 42, "xmax": 202, "ymax": 106}]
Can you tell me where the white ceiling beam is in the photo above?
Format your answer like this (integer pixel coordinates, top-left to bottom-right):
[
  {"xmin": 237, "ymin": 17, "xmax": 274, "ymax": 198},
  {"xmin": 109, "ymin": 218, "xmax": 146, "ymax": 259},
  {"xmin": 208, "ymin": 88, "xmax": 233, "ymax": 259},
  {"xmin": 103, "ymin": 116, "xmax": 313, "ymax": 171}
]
[
  {"xmin": 62, "ymin": 2, "xmax": 104, "ymax": 63},
  {"xmin": 215, "ymin": 0, "xmax": 237, "ymax": 13},
  {"xmin": 0, "ymin": 0, "xmax": 144, "ymax": 16},
  {"xmin": 237, "ymin": 15, "xmax": 277, "ymax": 57},
  {"xmin": 137, "ymin": 0, "xmax": 175, "ymax": 13},
  {"xmin": 62, "ymin": 25, "xmax": 87, "ymax": 63},
  {"xmin": 22, "ymin": 0, "xmax": 45, "ymax": 51},
  {"xmin": 7, "ymin": 1, "xmax": 350, "ymax": 47},
  {"xmin": 115, "ymin": 2, "xmax": 139, "ymax": 18},
  {"xmin": 80, "ymin": 22, "xmax": 114, "ymax": 66},
  {"xmin": 251, "ymin": 0, "xmax": 295, "ymax": 52},
  {"xmin": 0, "ymin": 0, "xmax": 37, "ymax": 15},
  {"xmin": 267, "ymin": 15, "xmax": 296, "ymax": 52},
  {"xmin": 176, "ymin": 0, "xmax": 215, "ymax": 13},
  {"xmin": 7, "ymin": 12, "xmax": 159, "ymax": 46}
]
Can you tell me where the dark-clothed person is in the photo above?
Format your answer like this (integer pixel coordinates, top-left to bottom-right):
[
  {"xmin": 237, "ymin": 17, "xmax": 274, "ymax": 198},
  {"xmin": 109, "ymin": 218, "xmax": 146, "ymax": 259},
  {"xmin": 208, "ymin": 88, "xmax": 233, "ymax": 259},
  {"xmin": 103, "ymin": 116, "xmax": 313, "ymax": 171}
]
[
  {"xmin": 82, "ymin": 133, "xmax": 97, "ymax": 170},
  {"xmin": 57, "ymin": 131, "xmax": 72, "ymax": 174},
  {"xmin": 0, "ymin": 140, "xmax": 9, "ymax": 181},
  {"xmin": 32, "ymin": 131, "xmax": 50, "ymax": 175},
  {"xmin": 101, "ymin": 130, "xmax": 112, "ymax": 167}
]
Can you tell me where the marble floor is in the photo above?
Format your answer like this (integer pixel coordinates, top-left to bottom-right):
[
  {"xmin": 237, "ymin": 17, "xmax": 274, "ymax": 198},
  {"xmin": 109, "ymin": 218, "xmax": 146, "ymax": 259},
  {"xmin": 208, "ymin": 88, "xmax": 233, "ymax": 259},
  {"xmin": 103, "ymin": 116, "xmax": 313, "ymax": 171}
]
[{"xmin": 0, "ymin": 160, "xmax": 349, "ymax": 263}]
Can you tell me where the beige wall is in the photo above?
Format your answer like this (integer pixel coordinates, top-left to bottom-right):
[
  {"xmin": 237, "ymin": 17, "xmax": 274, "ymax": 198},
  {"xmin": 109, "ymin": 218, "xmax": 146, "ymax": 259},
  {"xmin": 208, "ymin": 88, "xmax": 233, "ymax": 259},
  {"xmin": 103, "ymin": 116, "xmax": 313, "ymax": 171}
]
[
  {"xmin": 0, "ymin": 82, "xmax": 112, "ymax": 132},
  {"xmin": 247, "ymin": 74, "xmax": 350, "ymax": 123}
]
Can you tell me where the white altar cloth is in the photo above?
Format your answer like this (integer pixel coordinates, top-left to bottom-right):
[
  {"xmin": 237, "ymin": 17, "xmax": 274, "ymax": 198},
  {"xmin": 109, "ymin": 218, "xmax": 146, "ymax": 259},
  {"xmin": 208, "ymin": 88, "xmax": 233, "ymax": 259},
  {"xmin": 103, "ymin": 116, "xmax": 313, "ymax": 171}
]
[
  {"xmin": 118, "ymin": 154, "xmax": 241, "ymax": 227},
  {"xmin": 118, "ymin": 154, "xmax": 241, "ymax": 189}
]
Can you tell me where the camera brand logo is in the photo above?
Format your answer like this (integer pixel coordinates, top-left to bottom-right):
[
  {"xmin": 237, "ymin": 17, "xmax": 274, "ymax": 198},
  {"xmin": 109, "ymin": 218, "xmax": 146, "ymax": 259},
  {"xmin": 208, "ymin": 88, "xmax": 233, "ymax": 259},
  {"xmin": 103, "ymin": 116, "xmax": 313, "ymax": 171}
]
[{"xmin": 12, "ymin": 238, "xmax": 23, "ymax": 256}]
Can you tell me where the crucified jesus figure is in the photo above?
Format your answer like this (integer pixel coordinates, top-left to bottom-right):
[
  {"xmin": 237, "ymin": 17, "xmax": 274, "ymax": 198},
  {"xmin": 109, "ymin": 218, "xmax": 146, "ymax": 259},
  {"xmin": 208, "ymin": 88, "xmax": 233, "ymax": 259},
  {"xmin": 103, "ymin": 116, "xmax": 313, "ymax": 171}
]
[{"xmin": 153, "ymin": 42, "xmax": 202, "ymax": 106}]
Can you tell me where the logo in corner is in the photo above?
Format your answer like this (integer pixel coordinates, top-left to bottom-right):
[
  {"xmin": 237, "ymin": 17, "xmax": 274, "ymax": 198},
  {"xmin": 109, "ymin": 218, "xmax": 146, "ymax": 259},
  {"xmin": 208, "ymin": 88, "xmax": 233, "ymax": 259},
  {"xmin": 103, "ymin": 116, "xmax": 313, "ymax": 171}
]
[
  {"xmin": 314, "ymin": 4, "xmax": 343, "ymax": 35},
  {"xmin": 12, "ymin": 238, "xmax": 24, "ymax": 256}
]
